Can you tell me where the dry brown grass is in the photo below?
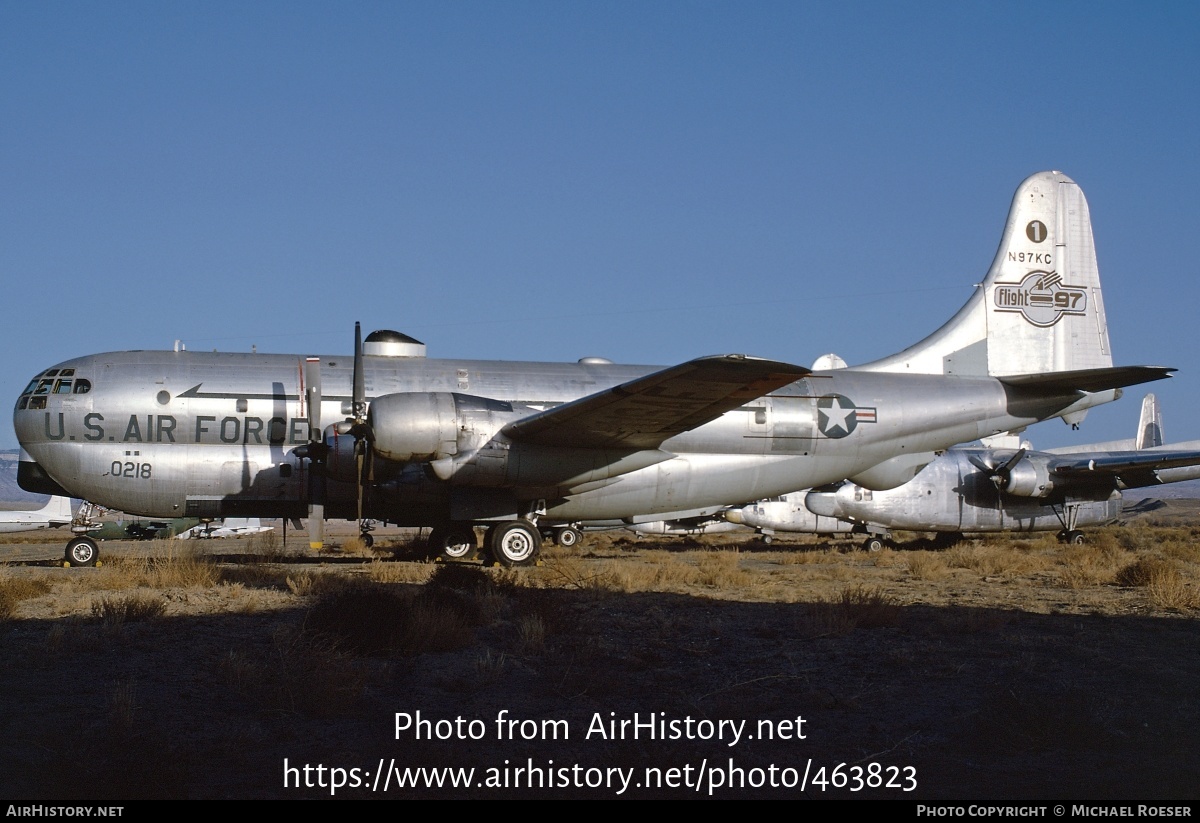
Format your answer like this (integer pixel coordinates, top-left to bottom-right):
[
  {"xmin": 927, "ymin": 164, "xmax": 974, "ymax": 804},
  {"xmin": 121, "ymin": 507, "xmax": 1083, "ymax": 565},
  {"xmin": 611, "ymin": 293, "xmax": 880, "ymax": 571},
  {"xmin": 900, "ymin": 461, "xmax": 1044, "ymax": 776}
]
[
  {"xmin": 304, "ymin": 577, "xmax": 482, "ymax": 656},
  {"xmin": 515, "ymin": 613, "xmax": 546, "ymax": 655},
  {"xmin": 91, "ymin": 592, "xmax": 167, "ymax": 624},
  {"xmin": 221, "ymin": 626, "xmax": 366, "ymax": 717},
  {"xmin": 696, "ymin": 550, "xmax": 751, "ymax": 587},
  {"xmin": 366, "ymin": 558, "xmax": 435, "ymax": 584},
  {"xmin": 946, "ymin": 543, "xmax": 1047, "ymax": 576},
  {"xmin": 1113, "ymin": 556, "xmax": 1199, "ymax": 611},
  {"xmin": 906, "ymin": 551, "xmax": 948, "ymax": 580},
  {"xmin": 0, "ymin": 575, "xmax": 53, "ymax": 620},
  {"xmin": 1057, "ymin": 539, "xmax": 1132, "ymax": 588},
  {"xmin": 1115, "ymin": 556, "xmax": 1179, "ymax": 587},
  {"xmin": 799, "ymin": 584, "xmax": 903, "ymax": 637},
  {"xmin": 89, "ymin": 546, "xmax": 221, "ymax": 590}
]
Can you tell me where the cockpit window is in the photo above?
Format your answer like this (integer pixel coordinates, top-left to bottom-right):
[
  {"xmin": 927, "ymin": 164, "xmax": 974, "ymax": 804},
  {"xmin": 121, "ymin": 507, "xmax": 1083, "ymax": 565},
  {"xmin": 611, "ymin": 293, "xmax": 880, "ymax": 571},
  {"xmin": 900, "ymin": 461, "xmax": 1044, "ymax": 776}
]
[{"xmin": 18, "ymin": 370, "xmax": 89, "ymax": 406}]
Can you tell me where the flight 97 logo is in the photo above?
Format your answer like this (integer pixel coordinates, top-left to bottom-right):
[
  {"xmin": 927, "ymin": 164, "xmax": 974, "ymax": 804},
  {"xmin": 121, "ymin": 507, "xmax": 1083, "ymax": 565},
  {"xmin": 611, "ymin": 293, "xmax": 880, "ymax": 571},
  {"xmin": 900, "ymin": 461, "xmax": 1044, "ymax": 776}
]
[{"xmin": 992, "ymin": 270, "xmax": 1088, "ymax": 327}]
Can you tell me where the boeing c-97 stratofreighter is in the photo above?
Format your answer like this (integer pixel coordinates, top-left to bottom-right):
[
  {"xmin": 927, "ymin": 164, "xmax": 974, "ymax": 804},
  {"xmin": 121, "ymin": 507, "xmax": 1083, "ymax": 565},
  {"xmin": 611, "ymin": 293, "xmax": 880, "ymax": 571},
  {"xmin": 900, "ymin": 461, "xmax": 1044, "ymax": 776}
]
[{"xmin": 14, "ymin": 172, "xmax": 1173, "ymax": 566}]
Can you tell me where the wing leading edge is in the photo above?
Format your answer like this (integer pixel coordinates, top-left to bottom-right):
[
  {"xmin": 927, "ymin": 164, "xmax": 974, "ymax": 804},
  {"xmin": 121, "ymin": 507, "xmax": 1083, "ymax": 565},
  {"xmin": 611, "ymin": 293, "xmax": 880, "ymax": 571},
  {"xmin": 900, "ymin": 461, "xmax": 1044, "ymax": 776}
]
[{"xmin": 502, "ymin": 355, "xmax": 811, "ymax": 450}]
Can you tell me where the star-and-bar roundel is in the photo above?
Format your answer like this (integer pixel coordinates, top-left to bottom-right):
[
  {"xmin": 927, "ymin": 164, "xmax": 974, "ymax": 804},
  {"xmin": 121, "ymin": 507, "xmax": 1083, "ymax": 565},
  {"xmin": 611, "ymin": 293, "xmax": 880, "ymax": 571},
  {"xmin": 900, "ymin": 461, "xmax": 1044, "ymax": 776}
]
[{"xmin": 816, "ymin": 394, "xmax": 877, "ymax": 438}]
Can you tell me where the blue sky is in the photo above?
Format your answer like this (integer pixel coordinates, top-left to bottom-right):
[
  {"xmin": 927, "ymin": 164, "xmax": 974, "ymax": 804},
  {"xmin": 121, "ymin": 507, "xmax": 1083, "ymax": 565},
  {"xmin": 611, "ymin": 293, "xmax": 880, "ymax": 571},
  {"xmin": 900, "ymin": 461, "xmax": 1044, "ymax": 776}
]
[{"xmin": 2, "ymin": 2, "xmax": 1198, "ymax": 450}]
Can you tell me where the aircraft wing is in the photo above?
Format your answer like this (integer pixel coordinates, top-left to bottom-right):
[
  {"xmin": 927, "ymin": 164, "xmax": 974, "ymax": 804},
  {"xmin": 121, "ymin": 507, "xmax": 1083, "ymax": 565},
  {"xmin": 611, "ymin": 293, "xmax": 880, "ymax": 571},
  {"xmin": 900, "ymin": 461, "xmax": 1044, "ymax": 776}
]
[
  {"xmin": 502, "ymin": 355, "xmax": 810, "ymax": 449},
  {"xmin": 1050, "ymin": 448, "xmax": 1200, "ymax": 488}
]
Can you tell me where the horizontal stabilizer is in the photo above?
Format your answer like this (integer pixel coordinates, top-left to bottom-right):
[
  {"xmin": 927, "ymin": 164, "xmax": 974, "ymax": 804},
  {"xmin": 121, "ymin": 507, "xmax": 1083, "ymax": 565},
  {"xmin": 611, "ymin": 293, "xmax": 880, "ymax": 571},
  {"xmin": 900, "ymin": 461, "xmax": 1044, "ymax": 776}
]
[
  {"xmin": 503, "ymin": 355, "xmax": 809, "ymax": 449},
  {"xmin": 998, "ymin": 366, "xmax": 1174, "ymax": 394}
]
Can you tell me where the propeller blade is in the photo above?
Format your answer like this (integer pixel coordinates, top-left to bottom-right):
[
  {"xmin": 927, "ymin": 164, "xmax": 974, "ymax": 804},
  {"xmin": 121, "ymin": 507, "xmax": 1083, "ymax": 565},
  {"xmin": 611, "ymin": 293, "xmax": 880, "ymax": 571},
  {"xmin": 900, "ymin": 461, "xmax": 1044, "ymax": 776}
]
[
  {"xmin": 308, "ymin": 504, "xmax": 324, "ymax": 550},
  {"xmin": 304, "ymin": 356, "xmax": 325, "ymax": 549},
  {"xmin": 966, "ymin": 452, "xmax": 996, "ymax": 473},
  {"xmin": 352, "ymin": 321, "xmax": 365, "ymax": 422},
  {"xmin": 305, "ymin": 357, "xmax": 322, "ymax": 438},
  {"xmin": 999, "ymin": 447, "xmax": 1027, "ymax": 475},
  {"xmin": 349, "ymin": 322, "xmax": 374, "ymax": 538}
]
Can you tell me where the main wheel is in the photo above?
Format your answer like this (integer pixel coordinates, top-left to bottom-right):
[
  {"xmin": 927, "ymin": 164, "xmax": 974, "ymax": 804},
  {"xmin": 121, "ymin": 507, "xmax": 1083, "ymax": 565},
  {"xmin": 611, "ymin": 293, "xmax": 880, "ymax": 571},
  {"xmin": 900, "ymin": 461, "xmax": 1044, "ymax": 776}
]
[
  {"xmin": 360, "ymin": 532, "xmax": 374, "ymax": 549},
  {"xmin": 489, "ymin": 521, "xmax": 541, "ymax": 567},
  {"xmin": 428, "ymin": 525, "xmax": 478, "ymax": 561},
  {"xmin": 555, "ymin": 526, "xmax": 582, "ymax": 548},
  {"xmin": 862, "ymin": 536, "xmax": 884, "ymax": 552},
  {"xmin": 1064, "ymin": 530, "xmax": 1086, "ymax": 545},
  {"xmin": 65, "ymin": 537, "xmax": 99, "ymax": 567}
]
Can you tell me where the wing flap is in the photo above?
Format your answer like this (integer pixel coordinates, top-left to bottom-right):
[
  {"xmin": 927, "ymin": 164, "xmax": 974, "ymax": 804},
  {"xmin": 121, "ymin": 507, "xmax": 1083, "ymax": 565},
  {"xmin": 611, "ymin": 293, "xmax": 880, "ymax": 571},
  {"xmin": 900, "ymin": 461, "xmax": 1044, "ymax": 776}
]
[{"xmin": 503, "ymin": 355, "xmax": 810, "ymax": 449}]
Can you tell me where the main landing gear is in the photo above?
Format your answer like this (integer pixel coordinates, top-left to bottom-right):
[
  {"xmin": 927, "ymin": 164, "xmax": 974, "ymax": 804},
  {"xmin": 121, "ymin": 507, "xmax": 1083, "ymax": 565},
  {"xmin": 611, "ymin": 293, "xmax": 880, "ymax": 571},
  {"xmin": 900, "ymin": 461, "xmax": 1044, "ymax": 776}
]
[
  {"xmin": 62, "ymin": 500, "xmax": 103, "ymax": 567},
  {"xmin": 65, "ymin": 536, "xmax": 99, "ymax": 567},
  {"xmin": 426, "ymin": 520, "xmax": 543, "ymax": 567},
  {"xmin": 1052, "ymin": 503, "xmax": 1087, "ymax": 544},
  {"xmin": 427, "ymin": 525, "xmax": 480, "ymax": 562}
]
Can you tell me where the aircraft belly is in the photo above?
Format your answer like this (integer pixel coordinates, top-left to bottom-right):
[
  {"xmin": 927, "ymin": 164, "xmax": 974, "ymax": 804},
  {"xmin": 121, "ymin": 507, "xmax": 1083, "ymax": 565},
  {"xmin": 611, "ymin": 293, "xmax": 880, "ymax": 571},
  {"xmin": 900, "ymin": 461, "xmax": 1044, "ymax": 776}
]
[{"xmin": 546, "ymin": 453, "xmax": 860, "ymax": 520}]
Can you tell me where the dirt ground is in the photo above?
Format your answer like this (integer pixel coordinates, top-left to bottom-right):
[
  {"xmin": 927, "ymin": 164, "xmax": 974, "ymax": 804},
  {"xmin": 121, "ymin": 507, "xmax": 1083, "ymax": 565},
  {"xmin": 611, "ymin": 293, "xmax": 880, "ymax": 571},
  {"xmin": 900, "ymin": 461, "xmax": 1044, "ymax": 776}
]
[{"xmin": 1, "ymin": 507, "xmax": 1198, "ymax": 800}]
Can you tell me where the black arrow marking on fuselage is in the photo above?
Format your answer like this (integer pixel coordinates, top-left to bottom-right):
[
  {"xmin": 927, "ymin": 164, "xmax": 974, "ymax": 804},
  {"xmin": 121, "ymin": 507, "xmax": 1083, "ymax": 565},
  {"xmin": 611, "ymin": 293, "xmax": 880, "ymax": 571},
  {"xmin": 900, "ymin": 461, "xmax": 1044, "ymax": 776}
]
[{"xmin": 177, "ymin": 384, "xmax": 352, "ymax": 402}]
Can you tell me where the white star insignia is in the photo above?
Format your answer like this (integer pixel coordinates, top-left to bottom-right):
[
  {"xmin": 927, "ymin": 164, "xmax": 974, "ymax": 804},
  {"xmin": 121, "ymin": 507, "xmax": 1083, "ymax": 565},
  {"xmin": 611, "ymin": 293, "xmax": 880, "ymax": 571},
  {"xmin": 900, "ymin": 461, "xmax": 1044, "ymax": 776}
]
[{"xmin": 820, "ymin": 397, "xmax": 856, "ymax": 435}]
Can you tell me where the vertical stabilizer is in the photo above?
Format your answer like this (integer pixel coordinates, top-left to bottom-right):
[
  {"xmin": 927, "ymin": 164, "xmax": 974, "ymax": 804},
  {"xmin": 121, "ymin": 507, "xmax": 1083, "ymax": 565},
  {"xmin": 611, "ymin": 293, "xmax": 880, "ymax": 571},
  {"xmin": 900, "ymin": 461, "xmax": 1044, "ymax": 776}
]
[
  {"xmin": 39, "ymin": 495, "xmax": 74, "ymax": 521},
  {"xmin": 856, "ymin": 171, "xmax": 1112, "ymax": 377},
  {"xmin": 1135, "ymin": 394, "xmax": 1163, "ymax": 449}
]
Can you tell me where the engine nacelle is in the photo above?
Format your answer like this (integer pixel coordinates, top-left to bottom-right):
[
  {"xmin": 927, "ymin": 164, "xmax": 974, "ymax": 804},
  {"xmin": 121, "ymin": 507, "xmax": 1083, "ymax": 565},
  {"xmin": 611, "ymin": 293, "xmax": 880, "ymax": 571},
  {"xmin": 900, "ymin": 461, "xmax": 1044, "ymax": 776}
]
[
  {"xmin": 1000, "ymin": 457, "xmax": 1055, "ymax": 497},
  {"xmin": 369, "ymin": 392, "xmax": 518, "ymax": 464}
]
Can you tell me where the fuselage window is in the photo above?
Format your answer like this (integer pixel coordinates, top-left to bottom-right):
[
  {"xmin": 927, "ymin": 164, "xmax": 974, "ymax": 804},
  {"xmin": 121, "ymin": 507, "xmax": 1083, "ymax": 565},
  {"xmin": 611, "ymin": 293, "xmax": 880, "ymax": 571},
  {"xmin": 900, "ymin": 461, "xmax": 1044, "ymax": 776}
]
[
  {"xmin": 54, "ymin": 380, "xmax": 72, "ymax": 394},
  {"xmin": 35, "ymin": 379, "xmax": 53, "ymax": 394},
  {"xmin": 59, "ymin": 368, "xmax": 75, "ymax": 376},
  {"xmin": 23, "ymin": 380, "xmax": 39, "ymax": 394},
  {"xmin": 73, "ymin": 380, "xmax": 92, "ymax": 394},
  {"xmin": 28, "ymin": 396, "xmax": 46, "ymax": 409},
  {"xmin": 44, "ymin": 369, "xmax": 60, "ymax": 377}
]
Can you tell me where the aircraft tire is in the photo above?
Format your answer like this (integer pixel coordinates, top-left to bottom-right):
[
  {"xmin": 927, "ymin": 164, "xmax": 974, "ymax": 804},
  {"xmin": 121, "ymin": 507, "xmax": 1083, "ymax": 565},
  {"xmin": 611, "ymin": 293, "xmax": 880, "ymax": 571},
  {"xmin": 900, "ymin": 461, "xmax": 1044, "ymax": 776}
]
[
  {"xmin": 761, "ymin": 534, "xmax": 773, "ymax": 545},
  {"xmin": 429, "ymin": 525, "xmax": 478, "ymax": 562},
  {"xmin": 1065, "ymin": 530, "xmax": 1086, "ymax": 545},
  {"xmin": 555, "ymin": 526, "xmax": 582, "ymax": 548},
  {"xmin": 65, "ymin": 537, "xmax": 99, "ymax": 567},
  {"xmin": 490, "ymin": 521, "xmax": 541, "ymax": 567},
  {"xmin": 862, "ymin": 536, "xmax": 884, "ymax": 552},
  {"xmin": 360, "ymin": 532, "xmax": 374, "ymax": 549}
]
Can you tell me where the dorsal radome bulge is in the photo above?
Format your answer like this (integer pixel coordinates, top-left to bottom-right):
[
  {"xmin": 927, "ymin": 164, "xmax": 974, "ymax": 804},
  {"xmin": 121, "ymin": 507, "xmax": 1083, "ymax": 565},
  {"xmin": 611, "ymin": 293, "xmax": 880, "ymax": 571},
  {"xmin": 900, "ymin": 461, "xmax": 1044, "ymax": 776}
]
[
  {"xmin": 812, "ymin": 353, "xmax": 848, "ymax": 371},
  {"xmin": 363, "ymin": 329, "xmax": 426, "ymax": 358},
  {"xmin": 578, "ymin": 357, "xmax": 614, "ymax": 365}
]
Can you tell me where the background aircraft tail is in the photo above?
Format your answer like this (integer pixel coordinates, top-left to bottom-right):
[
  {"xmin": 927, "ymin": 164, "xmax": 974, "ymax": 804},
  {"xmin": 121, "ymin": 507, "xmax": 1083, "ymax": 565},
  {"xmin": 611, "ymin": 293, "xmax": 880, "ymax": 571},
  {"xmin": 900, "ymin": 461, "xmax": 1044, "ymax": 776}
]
[
  {"xmin": 1135, "ymin": 393, "xmax": 1163, "ymax": 449},
  {"xmin": 856, "ymin": 171, "xmax": 1112, "ymax": 377},
  {"xmin": 39, "ymin": 495, "xmax": 73, "ymax": 521}
]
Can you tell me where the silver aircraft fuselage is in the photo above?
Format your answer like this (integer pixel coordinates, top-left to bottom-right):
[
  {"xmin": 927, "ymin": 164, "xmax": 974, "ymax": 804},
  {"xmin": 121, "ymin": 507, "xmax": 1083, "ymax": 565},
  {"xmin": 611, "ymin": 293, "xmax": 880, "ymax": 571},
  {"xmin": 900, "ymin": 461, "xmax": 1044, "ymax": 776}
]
[{"xmin": 14, "ymin": 349, "xmax": 1112, "ymax": 524}]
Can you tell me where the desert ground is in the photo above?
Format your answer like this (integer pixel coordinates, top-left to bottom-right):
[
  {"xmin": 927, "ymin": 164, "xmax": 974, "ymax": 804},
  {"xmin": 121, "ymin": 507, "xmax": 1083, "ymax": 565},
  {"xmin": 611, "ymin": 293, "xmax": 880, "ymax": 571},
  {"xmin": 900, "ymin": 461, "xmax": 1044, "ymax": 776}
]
[{"xmin": 1, "ymin": 506, "xmax": 1198, "ymax": 800}]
